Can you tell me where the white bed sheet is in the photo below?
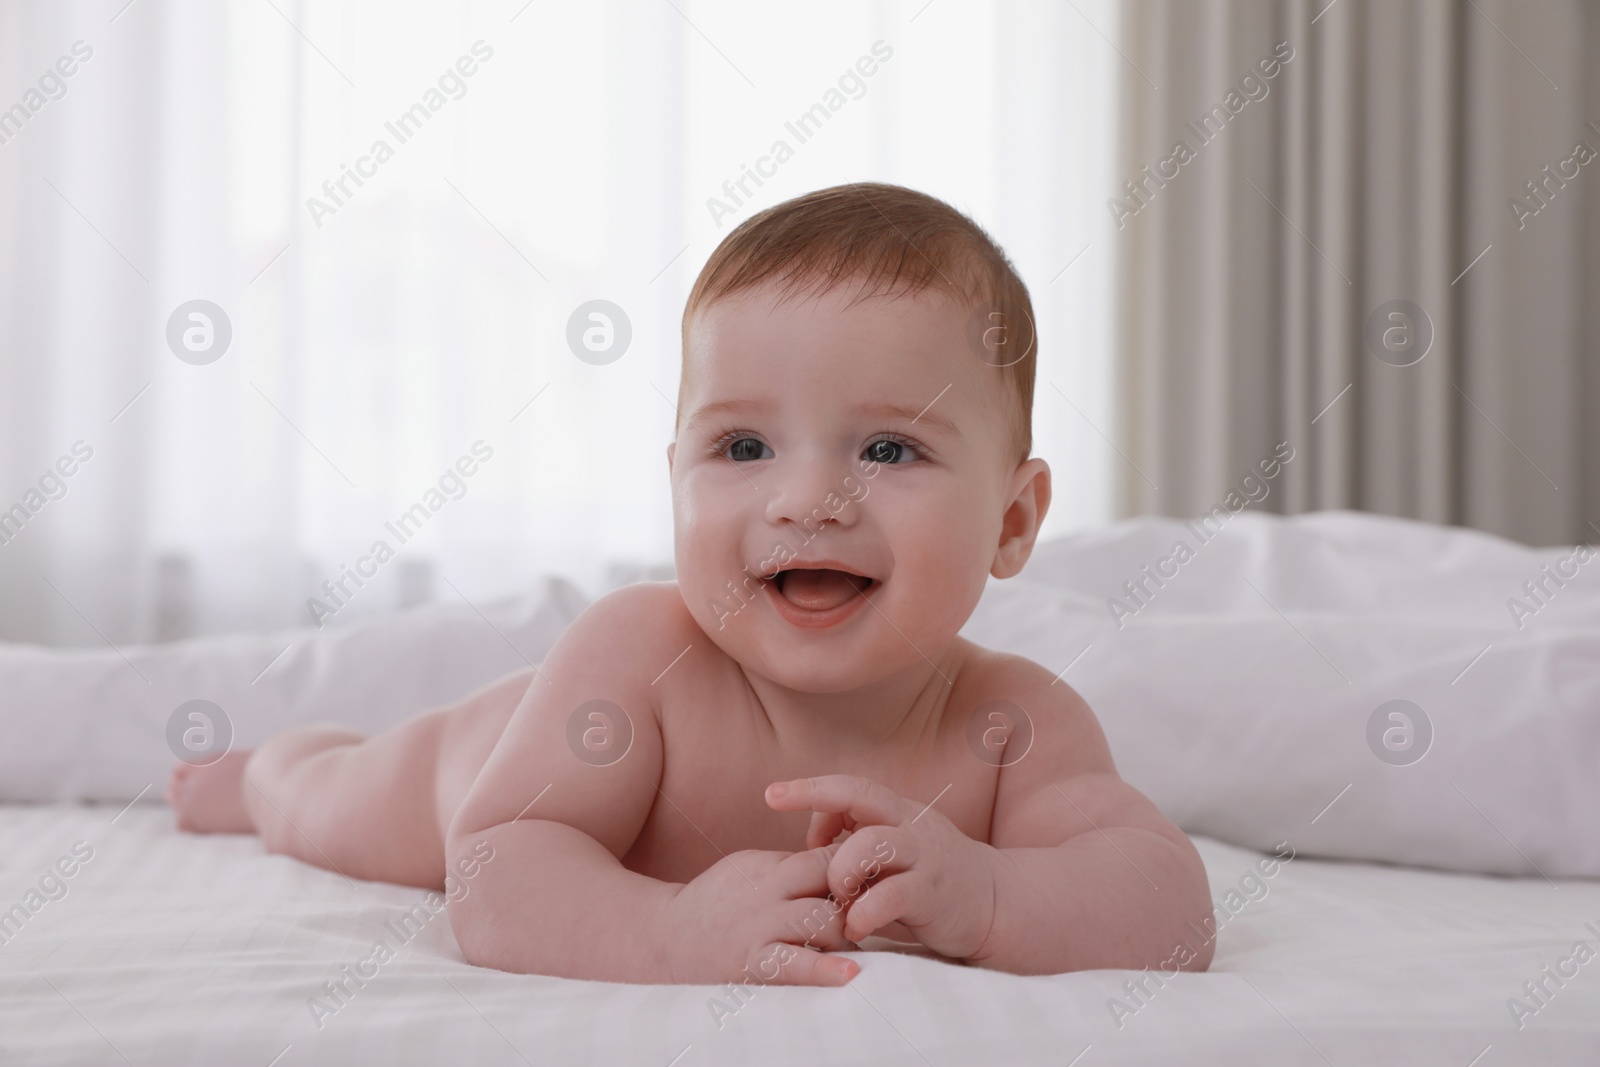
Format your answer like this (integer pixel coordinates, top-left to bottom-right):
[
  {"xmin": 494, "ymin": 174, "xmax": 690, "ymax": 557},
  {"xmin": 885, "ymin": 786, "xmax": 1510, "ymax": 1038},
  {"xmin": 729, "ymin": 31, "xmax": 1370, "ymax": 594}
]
[{"xmin": 1, "ymin": 805, "xmax": 1595, "ymax": 1066}]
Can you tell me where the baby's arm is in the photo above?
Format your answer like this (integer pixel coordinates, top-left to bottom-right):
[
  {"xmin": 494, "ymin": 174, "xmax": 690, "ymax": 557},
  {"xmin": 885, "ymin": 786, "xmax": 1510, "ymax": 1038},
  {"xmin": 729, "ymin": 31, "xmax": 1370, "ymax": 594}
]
[
  {"xmin": 974, "ymin": 687, "xmax": 1216, "ymax": 974},
  {"xmin": 445, "ymin": 584, "xmax": 852, "ymax": 984},
  {"xmin": 443, "ymin": 586, "xmax": 668, "ymax": 980},
  {"xmin": 768, "ymin": 660, "xmax": 1214, "ymax": 975}
]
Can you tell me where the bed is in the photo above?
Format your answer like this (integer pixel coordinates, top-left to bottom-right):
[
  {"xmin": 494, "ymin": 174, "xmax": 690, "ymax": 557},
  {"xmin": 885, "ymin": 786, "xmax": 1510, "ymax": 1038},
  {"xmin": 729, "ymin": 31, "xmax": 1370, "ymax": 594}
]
[
  {"xmin": 2, "ymin": 511, "xmax": 1597, "ymax": 1065},
  {"xmin": 2, "ymin": 805, "xmax": 1594, "ymax": 1065}
]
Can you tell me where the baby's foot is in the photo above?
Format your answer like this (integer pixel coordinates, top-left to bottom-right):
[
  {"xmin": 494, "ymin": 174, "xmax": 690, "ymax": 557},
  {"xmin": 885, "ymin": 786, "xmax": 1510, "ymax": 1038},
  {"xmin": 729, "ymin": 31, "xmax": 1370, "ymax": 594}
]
[{"xmin": 166, "ymin": 750, "xmax": 256, "ymax": 833}]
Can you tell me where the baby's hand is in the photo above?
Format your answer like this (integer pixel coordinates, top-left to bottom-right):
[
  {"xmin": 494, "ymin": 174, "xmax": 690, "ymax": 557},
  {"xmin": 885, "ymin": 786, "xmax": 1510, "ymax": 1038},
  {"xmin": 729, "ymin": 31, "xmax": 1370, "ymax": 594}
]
[
  {"xmin": 658, "ymin": 845, "xmax": 860, "ymax": 985},
  {"xmin": 765, "ymin": 776, "xmax": 998, "ymax": 960}
]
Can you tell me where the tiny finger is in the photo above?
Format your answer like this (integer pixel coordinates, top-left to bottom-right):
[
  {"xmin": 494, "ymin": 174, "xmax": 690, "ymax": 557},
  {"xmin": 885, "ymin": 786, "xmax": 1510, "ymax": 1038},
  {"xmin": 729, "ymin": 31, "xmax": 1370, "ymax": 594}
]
[
  {"xmin": 784, "ymin": 896, "xmax": 855, "ymax": 953},
  {"xmin": 842, "ymin": 874, "xmax": 914, "ymax": 943},
  {"xmin": 806, "ymin": 810, "xmax": 849, "ymax": 850},
  {"xmin": 765, "ymin": 775, "xmax": 912, "ymax": 827},
  {"xmin": 774, "ymin": 843, "xmax": 840, "ymax": 899},
  {"xmin": 827, "ymin": 826, "xmax": 913, "ymax": 904},
  {"xmin": 749, "ymin": 942, "xmax": 860, "ymax": 987}
]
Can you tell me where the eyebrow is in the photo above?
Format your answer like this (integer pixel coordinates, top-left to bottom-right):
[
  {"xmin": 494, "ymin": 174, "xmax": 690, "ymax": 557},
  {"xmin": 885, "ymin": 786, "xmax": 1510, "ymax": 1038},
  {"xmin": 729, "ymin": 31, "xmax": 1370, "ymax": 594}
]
[
  {"xmin": 685, "ymin": 397, "xmax": 961, "ymax": 437},
  {"xmin": 856, "ymin": 400, "xmax": 961, "ymax": 437},
  {"xmin": 684, "ymin": 398, "xmax": 771, "ymax": 428}
]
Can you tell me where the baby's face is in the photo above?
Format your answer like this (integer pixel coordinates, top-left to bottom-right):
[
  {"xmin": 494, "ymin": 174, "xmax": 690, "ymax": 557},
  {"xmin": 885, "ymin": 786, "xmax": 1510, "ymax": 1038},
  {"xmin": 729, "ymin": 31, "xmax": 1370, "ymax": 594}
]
[{"xmin": 669, "ymin": 280, "xmax": 1032, "ymax": 693}]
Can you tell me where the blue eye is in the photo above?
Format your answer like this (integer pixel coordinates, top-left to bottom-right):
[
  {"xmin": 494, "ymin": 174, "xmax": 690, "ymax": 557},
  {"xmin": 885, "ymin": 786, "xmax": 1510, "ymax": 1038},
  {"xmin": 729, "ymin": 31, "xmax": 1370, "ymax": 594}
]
[
  {"xmin": 723, "ymin": 436, "xmax": 772, "ymax": 462},
  {"xmin": 863, "ymin": 437, "xmax": 920, "ymax": 464}
]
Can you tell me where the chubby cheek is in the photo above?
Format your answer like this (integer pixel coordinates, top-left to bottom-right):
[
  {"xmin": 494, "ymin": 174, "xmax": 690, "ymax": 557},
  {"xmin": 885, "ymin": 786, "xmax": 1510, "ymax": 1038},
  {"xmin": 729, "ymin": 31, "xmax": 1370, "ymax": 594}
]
[
  {"xmin": 876, "ymin": 492, "xmax": 993, "ymax": 635},
  {"xmin": 672, "ymin": 476, "xmax": 754, "ymax": 632}
]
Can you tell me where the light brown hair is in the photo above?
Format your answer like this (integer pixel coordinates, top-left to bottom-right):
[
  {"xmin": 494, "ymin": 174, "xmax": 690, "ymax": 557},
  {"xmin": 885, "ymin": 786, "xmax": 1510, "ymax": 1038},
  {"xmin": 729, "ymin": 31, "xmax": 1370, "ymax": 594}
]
[{"xmin": 680, "ymin": 182, "xmax": 1036, "ymax": 460}]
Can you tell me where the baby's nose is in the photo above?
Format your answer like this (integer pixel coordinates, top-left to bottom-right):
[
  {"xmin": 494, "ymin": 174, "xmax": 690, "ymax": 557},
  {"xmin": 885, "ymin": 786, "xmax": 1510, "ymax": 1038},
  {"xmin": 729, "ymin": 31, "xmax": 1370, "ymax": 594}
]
[{"xmin": 763, "ymin": 459, "xmax": 861, "ymax": 530}]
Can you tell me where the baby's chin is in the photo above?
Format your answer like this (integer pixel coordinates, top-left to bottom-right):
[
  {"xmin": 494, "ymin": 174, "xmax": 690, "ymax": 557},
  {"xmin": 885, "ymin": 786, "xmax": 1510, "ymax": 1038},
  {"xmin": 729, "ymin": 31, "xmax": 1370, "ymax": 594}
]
[{"xmin": 687, "ymin": 602, "xmax": 940, "ymax": 694}]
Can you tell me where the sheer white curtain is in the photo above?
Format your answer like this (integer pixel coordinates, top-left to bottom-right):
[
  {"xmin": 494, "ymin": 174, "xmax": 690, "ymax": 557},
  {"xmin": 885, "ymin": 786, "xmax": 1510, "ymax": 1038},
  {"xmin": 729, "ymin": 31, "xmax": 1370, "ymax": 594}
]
[{"xmin": 0, "ymin": 0, "xmax": 1118, "ymax": 646}]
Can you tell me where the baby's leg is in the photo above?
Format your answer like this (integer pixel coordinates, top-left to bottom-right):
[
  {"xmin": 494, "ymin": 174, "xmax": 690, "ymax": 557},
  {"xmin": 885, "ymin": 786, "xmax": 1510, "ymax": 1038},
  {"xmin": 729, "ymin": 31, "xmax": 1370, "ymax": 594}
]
[
  {"xmin": 166, "ymin": 668, "xmax": 533, "ymax": 890},
  {"xmin": 241, "ymin": 719, "xmax": 447, "ymax": 889}
]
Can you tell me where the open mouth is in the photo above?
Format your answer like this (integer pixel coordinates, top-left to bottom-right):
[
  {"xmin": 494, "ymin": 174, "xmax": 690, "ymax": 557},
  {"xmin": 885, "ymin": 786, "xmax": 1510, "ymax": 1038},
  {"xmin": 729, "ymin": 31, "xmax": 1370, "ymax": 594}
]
[{"xmin": 770, "ymin": 567, "xmax": 877, "ymax": 613}]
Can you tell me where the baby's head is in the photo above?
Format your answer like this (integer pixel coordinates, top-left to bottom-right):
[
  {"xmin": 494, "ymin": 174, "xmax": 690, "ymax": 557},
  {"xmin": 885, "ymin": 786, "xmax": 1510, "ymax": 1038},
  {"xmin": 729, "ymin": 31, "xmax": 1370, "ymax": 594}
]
[{"xmin": 668, "ymin": 183, "xmax": 1051, "ymax": 692}]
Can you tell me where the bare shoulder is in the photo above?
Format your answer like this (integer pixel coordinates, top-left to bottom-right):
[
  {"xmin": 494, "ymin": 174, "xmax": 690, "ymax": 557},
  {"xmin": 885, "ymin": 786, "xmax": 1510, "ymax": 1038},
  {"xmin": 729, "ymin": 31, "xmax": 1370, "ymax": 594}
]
[
  {"xmin": 561, "ymin": 580, "xmax": 739, "ymax": 701},
  {"xmin": 953, "ymin": 640, "xmax": 1113, "ymax": 780},
  {"xmin": 563, "ymin": 580, "xmax": 703, "ymax": 667},
  {"xmin": 957, "ymin": 640, "xmax": 1182, "ymax": 850}
]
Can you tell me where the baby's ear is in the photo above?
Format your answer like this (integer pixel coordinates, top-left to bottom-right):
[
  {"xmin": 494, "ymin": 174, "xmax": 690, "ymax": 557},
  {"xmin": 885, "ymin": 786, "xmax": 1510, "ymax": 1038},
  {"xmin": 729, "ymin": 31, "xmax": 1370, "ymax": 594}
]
[
  {"xmin": 665, "ymin": 441, "xmax": 676, "ymax": 472},
  {"xmin": 991, "ymin": 458, "xmax": 1051, "ymax": 579}
]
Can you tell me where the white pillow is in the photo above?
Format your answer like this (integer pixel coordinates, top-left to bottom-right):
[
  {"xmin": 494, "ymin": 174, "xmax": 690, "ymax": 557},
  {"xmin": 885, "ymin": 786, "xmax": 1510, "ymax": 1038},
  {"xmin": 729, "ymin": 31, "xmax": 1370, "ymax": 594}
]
[
  {"xmin": 0, "ymin": 577, "xmax": 589, "ymax": 803},
  {"xmin": 961, "ymin": 510, "xmax": 1600, "ymax": 879}
]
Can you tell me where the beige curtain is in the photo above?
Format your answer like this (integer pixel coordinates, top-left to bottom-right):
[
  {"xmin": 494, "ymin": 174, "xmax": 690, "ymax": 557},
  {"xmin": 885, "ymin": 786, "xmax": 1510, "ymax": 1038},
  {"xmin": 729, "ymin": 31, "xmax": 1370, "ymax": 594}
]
[{"xmin": 1114, "ymin": 0, "xmax": 1600, "ymax": 546}]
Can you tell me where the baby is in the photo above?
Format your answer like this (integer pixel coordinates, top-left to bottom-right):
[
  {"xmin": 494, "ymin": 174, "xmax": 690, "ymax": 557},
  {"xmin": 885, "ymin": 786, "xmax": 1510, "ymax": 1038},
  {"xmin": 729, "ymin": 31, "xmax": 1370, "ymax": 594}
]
[{"xmin": 168, "ymin": 183, "xmax": 1213, "ymax": 986}]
